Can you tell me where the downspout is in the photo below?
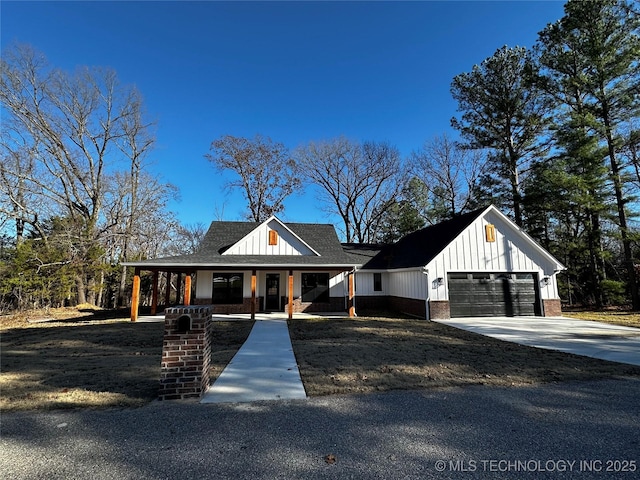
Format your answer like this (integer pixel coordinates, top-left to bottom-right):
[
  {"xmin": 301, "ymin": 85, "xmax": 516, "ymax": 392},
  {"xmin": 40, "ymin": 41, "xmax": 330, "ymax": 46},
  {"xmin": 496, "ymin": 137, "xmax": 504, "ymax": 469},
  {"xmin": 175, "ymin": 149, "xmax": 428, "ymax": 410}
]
[{"xmin": 422, "ymin": 266, "xmax": 430, "ymax": 321}]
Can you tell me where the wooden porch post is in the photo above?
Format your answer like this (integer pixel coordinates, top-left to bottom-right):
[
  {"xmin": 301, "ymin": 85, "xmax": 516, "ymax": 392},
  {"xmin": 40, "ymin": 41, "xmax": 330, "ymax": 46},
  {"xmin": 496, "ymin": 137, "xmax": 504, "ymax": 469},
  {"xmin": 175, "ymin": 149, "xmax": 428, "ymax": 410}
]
[
  {"xmin": 288, "ymin": 270, "xmax": 294, "ymax": 320},
  {"xmin": 348, "ymin": 271, "xmax": 355, "ymax": 318},
  {"xmin": 164, "ymin": 272, "xmax": 171, "ymax": 307},
  {"xmin": 151, "ymin": 270, "xmax": 159, "ymax": 315},
  {"xmin": 176, "ymin": 273, "xmax": 182, "ymax": 305},
  {"xmin": 131, "ymin": 267, "xmax": 141, "ymax": 322},
  {"xmin": 251, "ymin": 269, "xmax": 257, "ymax": 320},
  {"xmin": 184, "ymin": 274, "xmax": 192, "ymax": 306}
]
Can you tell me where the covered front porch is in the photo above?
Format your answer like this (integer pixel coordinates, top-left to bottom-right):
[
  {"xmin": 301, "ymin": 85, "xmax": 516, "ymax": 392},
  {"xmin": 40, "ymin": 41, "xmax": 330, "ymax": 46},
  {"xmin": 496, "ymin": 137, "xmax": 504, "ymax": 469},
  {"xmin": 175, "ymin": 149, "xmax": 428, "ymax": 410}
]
[{"xmin": 128, "ymin": 266, "xmax": 356, "ymax": 321}]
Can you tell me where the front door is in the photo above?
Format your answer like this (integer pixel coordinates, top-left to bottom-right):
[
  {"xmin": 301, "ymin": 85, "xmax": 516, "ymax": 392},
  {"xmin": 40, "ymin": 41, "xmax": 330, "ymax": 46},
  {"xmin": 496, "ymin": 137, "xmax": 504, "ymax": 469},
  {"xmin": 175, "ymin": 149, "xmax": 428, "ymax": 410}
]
[{"xmin": 265, "ymin": 274, "xmax": 280, "ymax": 311}]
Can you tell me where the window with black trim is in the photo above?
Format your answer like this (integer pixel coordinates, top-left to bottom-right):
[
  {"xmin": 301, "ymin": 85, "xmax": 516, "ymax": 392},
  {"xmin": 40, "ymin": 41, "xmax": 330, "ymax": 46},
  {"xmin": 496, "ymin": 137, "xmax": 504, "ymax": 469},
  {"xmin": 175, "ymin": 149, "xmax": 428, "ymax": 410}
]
[
  {"xmin": 301, "ymin": 273, "xmax": 329, "ymax": 302},
  {"xmin": 373, "ymin": 272, "xmax": 382, "ymax": 292},
  {"xmin": 212, "ymin": 273, "xmax": 244, "ymax": 304}
]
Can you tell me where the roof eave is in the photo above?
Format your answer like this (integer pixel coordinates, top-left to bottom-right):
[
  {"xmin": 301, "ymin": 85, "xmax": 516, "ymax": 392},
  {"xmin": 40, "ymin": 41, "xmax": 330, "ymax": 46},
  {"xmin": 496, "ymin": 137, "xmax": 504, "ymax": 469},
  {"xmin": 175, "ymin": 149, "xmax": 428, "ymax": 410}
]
[{"xmin": 122, "ymin": 261, "xmax": 361, "ymax": 269}]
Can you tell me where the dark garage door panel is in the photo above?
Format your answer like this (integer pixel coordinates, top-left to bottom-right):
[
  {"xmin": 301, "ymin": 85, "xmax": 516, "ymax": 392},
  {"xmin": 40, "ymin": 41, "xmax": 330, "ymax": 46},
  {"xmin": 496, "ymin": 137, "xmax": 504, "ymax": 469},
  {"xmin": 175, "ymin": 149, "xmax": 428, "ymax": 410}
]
[{"xmin": 448, "ymin": 273, "xmax": 538, "ymax": 318}]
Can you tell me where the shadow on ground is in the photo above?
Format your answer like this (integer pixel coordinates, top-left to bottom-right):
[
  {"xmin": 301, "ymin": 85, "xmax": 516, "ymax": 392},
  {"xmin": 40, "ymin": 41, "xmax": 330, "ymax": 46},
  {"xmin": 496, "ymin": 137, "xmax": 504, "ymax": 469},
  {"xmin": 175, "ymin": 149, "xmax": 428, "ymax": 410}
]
[
  {"xmin": 0, "ymin": 318, "xmax": 254, "ymax": 411},
  {"xmin": 288, "ymin": 317, "xmax": 640, "ymax": 396}
]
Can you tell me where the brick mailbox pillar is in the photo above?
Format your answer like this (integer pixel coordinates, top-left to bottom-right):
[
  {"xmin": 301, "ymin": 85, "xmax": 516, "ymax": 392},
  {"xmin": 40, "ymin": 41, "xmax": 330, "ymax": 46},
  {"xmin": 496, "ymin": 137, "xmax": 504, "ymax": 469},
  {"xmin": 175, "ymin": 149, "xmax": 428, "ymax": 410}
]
[{"xmin": 159, "ymin": 306, "xmax": 213, "ymax": 400}]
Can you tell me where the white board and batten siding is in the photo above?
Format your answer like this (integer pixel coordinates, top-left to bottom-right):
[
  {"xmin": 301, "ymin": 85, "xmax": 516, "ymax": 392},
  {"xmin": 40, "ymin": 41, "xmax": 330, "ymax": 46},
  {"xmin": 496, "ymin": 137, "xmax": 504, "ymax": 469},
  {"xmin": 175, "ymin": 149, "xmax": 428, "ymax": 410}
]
[
  {"xmin": 222, "ymin": 218, "xmax": 317, "ymax": 256},
  {"xmin": 427, "ymin": 209, "xmax": 562, "ymax": 302},
  {"xmin": 355, "ymin": 272, "xmax": 388, "ymax": 296},
  {"xmin": 387, "ymin": 270, "xmax": 428, "ymax": 300},
  {"xmin": 356, "ymin": 271, "xmax": 429, "ymax": 299}
]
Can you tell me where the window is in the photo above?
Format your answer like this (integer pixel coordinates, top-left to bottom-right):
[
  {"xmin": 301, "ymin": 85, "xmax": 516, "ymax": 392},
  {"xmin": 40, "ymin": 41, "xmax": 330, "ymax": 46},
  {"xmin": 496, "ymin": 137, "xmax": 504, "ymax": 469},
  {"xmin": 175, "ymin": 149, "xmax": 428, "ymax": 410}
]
[
  {"xmin": 373, "ymin": 273, "xmax": 382, "ymax": 292},
  {"xmin": 212, "ymin": 273, "xmax": 243, "ymax": 304},
  {"xmin": 301, "ymin": 273, "xmax": 329, "ymax": 302}
]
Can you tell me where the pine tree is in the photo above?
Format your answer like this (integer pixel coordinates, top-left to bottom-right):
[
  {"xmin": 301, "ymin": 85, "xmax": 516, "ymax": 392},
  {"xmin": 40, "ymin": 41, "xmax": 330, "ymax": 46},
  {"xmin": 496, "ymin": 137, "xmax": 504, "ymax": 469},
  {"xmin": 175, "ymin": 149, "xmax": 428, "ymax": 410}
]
[{"xmin": 537, "ymin": 0, "xmax": 640, "ymax": 308}]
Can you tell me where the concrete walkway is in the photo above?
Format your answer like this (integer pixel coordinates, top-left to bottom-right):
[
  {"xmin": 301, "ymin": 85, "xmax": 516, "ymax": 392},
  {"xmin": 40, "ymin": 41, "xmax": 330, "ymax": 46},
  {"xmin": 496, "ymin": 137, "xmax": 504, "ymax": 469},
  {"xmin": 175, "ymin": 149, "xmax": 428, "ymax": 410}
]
[
  {"xmin": 201, "ymin": 318, "xmax": 307, "ymax": 403},
  {"xmin": 434, "ymin": 316, "xmax": 640, "ymax": 367}
]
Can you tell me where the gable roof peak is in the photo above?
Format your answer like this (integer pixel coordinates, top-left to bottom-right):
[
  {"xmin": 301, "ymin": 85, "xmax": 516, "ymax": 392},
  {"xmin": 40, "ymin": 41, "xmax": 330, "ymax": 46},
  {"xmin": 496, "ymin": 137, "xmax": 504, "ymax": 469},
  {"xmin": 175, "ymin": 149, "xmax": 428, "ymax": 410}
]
[{"xmin": 360, "ymin": 208, "xmax": 487, "ymax": 269}]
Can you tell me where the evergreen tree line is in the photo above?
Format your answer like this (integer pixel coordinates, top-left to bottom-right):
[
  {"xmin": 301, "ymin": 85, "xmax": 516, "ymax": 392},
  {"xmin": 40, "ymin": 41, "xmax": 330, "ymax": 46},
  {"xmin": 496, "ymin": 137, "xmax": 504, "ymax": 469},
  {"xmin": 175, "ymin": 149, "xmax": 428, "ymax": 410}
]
[
  {"xmin": 452, "ymin": 0, "xmax": 640, "ymax": 309},
  {"xmin": 1, "ymin": 0, "xmax": 638, "ymax": 311}
]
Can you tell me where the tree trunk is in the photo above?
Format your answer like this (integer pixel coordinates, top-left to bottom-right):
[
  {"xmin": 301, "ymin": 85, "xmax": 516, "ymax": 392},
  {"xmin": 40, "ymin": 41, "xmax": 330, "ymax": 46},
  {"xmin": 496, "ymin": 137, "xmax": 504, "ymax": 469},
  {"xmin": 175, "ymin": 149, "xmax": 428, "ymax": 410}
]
[
  {"xmin": 86, "ymin": 275, "xmax": 96, "ymax": 306},
  {"xmin": 118, "ymin": 265, "xmax": 128, "ymax": 307},
  {"xmin": 587, "ymin": 210, "xmax": 603, "ymax": 308},
  {"xmin": 96, "ymin": 270, "xmax": 105, "ymax": 307},
  {"xmin": 76, "ymin": 276, "xmax": 86, "ymax": 305},
  {"xmin": 601, "ymin": 99, "xmax": 639, "ymax": 310}
]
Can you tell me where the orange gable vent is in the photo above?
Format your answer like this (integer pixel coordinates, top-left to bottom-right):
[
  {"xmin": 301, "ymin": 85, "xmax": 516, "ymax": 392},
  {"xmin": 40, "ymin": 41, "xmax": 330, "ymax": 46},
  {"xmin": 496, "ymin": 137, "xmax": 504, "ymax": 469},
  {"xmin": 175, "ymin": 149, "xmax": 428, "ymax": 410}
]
[
  {"xmin": 268, "ymin": 230, "xmax": 278, "ymax": 246},
  {"xmin": 485, "ymin": 224, "xmax": 496, "ymax": 242}
]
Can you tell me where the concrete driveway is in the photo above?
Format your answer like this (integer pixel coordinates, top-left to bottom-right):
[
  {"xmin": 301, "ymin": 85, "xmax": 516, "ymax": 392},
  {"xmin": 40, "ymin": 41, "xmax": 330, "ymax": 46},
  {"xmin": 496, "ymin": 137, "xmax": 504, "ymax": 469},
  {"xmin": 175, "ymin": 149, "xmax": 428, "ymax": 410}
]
[{"xmin": 434, "ymin": 316, "xmax": 640, "ymax": 367}]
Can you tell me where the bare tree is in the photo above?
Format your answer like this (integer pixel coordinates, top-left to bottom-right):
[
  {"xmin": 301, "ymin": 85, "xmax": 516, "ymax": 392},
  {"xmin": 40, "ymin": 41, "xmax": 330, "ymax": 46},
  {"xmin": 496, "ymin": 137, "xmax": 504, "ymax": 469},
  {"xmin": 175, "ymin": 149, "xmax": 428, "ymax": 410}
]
[
  {"xmin": 0, "ymin": 43, "xmax": 159, "ymax": 306},
  {"xmin": 0, "ymin": 129, "xmax": 49, "ymax": 243},
  {"xmin": 165, "ymin": 223, "xmax": 208, "ymax": 256},
  {"xmin": 411, "ymin": 134, "xmax": 485, "ymax": 221},
  {"xmin": 295, "ymin": 137, "xmax": 403, "ymax": 243},
  {"xmin": 205, "ymin": 134, "xmax": 300, "ymax": 222},
  {"xmin": 112, "ymin": 90, "xmax": 156, "ymax": 306}
]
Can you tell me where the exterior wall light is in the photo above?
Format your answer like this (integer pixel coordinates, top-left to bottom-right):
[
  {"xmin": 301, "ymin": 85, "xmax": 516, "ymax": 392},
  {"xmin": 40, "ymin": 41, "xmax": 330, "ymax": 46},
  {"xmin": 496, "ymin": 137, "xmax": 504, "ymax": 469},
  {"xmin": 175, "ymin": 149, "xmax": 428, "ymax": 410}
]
[
  {"xmin": 432, "ymin": 277, "xmax": 444, "ymax": 288},
  {"xmin": 540, "ymin": 276, "xmax": 550, "ymax": 287}
]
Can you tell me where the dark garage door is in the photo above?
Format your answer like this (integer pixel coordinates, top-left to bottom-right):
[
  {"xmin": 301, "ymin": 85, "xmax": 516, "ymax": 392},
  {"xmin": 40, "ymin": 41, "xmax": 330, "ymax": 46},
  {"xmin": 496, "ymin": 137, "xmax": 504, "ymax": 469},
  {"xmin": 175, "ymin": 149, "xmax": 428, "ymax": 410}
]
[{"xmin": 448, "ymin": 273, "xmax": 539, "ymax": 318}]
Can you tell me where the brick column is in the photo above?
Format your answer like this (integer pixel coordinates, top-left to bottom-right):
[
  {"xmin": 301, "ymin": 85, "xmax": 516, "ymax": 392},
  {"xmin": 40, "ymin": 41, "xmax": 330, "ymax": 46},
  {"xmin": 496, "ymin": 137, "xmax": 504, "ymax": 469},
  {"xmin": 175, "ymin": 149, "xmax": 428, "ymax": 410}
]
[
  {"xmin": 542, "ymin": 299, "xmax": 562, "ymax": 317},
  {"xmin": 159, "ymin": 306, "xmax": 213, "ymax": 400},
  {"xmin": 429, "ymin": 300, "xmax": 451, "ymax": 320}
]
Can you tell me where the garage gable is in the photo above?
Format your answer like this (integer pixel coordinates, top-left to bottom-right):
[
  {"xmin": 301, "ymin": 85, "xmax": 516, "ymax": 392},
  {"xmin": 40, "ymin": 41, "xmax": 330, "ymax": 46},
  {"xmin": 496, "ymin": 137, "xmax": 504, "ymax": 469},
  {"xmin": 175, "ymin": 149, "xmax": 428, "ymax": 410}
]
[
  {"xmin": 428, "ymin": 206, "xmax": 564, "ymax": 275},
  {"xmin": 426, "ymin": 206, "xmax": 565, "ymax": 306}
]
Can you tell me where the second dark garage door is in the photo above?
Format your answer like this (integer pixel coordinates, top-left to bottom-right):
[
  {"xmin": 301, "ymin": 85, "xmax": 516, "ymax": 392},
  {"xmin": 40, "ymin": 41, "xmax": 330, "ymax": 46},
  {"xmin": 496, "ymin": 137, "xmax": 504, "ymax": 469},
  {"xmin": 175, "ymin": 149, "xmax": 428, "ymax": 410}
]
[{"xmin": 448, "ymin": 272, "xmax": 539, "ymax": 318}]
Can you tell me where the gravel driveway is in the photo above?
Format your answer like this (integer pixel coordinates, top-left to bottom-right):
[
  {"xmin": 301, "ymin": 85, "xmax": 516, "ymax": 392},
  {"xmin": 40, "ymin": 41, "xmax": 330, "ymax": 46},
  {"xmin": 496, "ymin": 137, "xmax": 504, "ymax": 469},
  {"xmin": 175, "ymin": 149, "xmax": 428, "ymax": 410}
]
[{"xmin": 2, "ymin": 378, "xmax": 639, "ymax": 479}]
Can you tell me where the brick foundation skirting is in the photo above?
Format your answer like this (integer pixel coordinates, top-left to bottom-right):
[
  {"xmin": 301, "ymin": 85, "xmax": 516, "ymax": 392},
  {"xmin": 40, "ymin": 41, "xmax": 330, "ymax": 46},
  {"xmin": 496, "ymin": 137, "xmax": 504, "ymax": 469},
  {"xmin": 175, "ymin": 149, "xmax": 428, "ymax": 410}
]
[
  {"xmin": 542, "ymin": 299, "xmax": 562, "ymax": 317},
  {"xmin": 286, "ymin": 296, "xmax": 346, "ymax": 314},
  {"xmin": 388, "ymin": 296, "xmax": 426, "ymax": 318},
  {"xmin": 193, "ymin": 297, "xmax": 262, "ymax": 314},
  {"xmin": 356, "ymin": 296, "xmax": 428, "ymax": 318},
  {"xmin": 356, "ymin": 296, "xmax": 390, "ymax": 315}
]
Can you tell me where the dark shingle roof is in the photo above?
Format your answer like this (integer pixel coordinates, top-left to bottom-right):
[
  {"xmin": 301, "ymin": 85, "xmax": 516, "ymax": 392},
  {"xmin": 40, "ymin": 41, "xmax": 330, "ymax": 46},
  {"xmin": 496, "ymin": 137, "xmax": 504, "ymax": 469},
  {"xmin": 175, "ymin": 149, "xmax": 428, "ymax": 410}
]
[
  {"xmin": 358, "ymin": 208, "xmax": 485, "ymax": 269},
  {"xmin": 341, "ymin": 243, "xmax": 387, "ymax": 264},
  {"xmin": 127, "ymin": 220, "xmax": 359, "ymax": 268},
  {"xmin": 125, "ymin": 209, "xmax": 485, "ymax": 270}
]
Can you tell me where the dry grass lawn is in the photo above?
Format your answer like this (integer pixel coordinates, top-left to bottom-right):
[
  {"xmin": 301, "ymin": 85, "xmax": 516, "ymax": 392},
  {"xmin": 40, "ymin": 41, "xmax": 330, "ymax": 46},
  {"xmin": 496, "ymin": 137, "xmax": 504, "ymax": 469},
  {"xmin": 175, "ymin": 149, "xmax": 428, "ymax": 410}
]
[
  {"xmin": 288, "ymin": 317, "xmax": 640, "ymax": 396},
  {"xmin": 2, "ymin": 307, "xmax": 639, "ymax": 411},
  {"xmin": 562, "ymin": 310, "xmax": 640, "ymax": 328},
  {"xmin": 0, "ymin": 308, "xmax": 253, "ymax": 412}
]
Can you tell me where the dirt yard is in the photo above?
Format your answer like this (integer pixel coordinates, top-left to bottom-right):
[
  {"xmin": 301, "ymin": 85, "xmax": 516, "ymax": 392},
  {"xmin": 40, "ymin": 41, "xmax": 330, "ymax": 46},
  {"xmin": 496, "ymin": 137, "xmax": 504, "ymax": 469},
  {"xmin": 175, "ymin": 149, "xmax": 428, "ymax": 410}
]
[
  {"xmin": 0, "ymin": 308, "xmax": 253, "ymax": 412},
  {"xmin": 288, "ymin": 316, "xmax": 640, "ymax": 396},
  {"xmin": 2, "ymin": 308, "xmax": 639, "ymax": 411}
]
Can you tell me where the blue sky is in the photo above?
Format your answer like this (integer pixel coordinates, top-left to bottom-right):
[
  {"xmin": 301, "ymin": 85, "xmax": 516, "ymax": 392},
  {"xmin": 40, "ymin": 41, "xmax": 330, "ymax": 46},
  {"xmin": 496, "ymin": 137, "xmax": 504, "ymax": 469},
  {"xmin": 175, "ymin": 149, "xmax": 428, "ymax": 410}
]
[{"xmin": 1, "ymin": 1, "xmax": 567, "ymax": 227}]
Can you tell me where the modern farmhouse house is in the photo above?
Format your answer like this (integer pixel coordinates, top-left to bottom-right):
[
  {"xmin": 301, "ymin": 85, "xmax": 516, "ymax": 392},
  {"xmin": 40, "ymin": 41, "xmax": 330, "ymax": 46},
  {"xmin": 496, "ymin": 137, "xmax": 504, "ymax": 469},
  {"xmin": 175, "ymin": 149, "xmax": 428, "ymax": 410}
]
[{"xmin": 125, "ymin": 205, "xmax": 564, "ymax": 320}]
